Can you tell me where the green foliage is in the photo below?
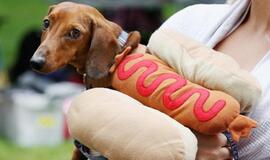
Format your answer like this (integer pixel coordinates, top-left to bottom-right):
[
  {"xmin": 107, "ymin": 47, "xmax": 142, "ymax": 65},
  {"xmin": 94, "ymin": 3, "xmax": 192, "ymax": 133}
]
[
  {"xmin": 0, "ymin": 0, "xmax": 50, "ymax": 69},
  {"xmin": 0, "ymin": 138, "xmax": 74, "ymax": 160},
  {"xmin": 162, "ymin": 3, "xmax": 184, "ymax": 21}
]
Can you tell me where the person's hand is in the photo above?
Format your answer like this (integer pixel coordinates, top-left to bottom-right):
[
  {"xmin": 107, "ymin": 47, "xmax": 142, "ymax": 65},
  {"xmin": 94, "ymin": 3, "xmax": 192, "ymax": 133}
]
[{"xmin": 195, "ymin": 132, "xmax": 232, "ymax": 160}]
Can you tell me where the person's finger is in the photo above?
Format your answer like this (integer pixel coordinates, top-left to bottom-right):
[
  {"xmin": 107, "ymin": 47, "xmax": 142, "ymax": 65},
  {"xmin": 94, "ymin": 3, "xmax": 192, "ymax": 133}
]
[
  {"xmin": 219, "ymin": 147, "xmax": 232, "ymax": 160},
  {"xmin": 195, "ymin": 133, "xmax": 228, "ymax": 148},
  {"xmin": 200, "ymin": 133, "xmax": 228, "ymax": 147},
  {"xmin": 214, "ymin": 133, "xmax": 228, "ymax": 147}
]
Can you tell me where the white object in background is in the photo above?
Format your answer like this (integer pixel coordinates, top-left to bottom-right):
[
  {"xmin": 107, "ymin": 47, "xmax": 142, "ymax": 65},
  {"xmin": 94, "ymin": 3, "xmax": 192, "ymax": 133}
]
[
  {"xmin": 0, "ymin": 91, "xmax": 11, "ymax": 135},
  {"xmin": 5, "ymin": 89, "xmax": 63, "ymax": 147},
  {"xmin": 2, "ymin": 82, "xmax": 84, "ymax": 147}
]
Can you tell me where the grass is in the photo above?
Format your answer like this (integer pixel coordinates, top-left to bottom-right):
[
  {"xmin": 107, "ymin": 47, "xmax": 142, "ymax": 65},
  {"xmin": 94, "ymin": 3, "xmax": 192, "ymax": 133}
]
[{"xmin": 0, "ymin": 137, "xmax": 74, "ymax": 160}]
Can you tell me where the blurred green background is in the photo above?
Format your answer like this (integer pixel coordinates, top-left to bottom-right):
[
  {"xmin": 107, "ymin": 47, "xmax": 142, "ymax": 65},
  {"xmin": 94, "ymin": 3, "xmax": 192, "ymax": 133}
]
[
  {"xmin": 0, "ymin": 139, "xmax": 73, "ymax": 160},
  {"xmin": 0, "ymin": 0, "xmax": 50, "ymax": 69},
  {"xmin": 0, "ymin": 1, "xmax": 74, "ymax": 159}
]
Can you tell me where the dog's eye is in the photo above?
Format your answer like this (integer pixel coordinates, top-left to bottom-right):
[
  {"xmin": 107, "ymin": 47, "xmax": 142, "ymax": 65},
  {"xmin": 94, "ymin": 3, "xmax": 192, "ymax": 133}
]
[
  {"xmin": 69, "ymin": 28, "xmax": 80, "ymax": 39},
  {"xmin": 43, "ymin": 19, "xmax": 50, "ymax": 30}
]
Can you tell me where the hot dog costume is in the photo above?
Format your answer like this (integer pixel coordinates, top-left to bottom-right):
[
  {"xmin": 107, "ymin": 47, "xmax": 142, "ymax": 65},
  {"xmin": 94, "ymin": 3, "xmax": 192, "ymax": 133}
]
[{"xmin": 67, "ymin": 28, "xmax": 260, "ymax": 160}]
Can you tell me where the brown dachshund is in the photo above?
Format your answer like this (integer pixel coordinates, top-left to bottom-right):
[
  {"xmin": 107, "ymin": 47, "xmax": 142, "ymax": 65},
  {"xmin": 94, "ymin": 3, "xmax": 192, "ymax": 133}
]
[
  {"xmin": 30, "ymin": 2, "xmax": 140, "ymax": 160},
  {"xmin": 30, "ymin": 2, "xmax": 140, "ymax": 88}
]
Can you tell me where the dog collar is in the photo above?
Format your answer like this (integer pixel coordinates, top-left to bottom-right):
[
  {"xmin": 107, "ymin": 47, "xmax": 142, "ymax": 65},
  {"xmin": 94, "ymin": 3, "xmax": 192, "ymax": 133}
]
[{"xmin": 118, "ymin": 31, "xmax": 129, "ymax": 48}]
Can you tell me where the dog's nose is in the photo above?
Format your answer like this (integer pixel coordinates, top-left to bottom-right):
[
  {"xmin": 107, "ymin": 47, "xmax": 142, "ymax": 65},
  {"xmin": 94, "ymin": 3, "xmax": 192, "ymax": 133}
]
[{"xmin": 30, "ymin": 57, "xmax": 45, "ymax": 70}]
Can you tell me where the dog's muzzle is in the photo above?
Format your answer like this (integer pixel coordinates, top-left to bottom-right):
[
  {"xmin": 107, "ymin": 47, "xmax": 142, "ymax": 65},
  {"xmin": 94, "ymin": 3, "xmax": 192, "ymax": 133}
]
[{"xmin": 30, "ymin": 56, "xmax": 46, "ymax": 71}]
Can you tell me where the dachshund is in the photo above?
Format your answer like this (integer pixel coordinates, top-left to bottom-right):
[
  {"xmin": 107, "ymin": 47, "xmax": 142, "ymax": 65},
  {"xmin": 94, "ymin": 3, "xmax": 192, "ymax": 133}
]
[
  {"xmin": 30, "ymin": 2, "xmax": 140, "ymax": 89},
  {"xmin": 30, "ymin": 2, "xmax": 141, "ymax": 160}
]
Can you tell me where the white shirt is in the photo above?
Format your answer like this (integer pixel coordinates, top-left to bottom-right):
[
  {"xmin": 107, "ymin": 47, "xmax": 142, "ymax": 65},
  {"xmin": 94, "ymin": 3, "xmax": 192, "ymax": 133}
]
[{"xmin": 160, "ymin": 0, "xmax": 270, "ymax": 159}]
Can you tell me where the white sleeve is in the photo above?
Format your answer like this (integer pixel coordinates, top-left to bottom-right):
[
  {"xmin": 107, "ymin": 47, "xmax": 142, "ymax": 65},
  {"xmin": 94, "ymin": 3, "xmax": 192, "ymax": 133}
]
[{"xmin": 159, "ymin": 4, "xmax": 231, "ymax": 44}]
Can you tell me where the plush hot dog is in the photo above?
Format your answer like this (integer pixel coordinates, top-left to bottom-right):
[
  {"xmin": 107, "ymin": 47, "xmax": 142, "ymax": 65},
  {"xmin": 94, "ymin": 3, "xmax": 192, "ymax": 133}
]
[
  {"xmin": 111, "ymin": 46, "xmax": 257, "ymax": 141},
  {"xmin": 148, "ymin": 28, "xmax": 261, "ymax": 113},
  {"xmin": 68, "ymin": 29, "xmax": 259, "ymax": 160}
]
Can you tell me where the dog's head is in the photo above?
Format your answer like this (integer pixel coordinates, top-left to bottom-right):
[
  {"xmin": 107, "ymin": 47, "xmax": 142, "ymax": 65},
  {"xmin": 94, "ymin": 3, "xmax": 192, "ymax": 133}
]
[{"xmin": 30, "ymin": 2, "xmax": 140, "ymax": 87}]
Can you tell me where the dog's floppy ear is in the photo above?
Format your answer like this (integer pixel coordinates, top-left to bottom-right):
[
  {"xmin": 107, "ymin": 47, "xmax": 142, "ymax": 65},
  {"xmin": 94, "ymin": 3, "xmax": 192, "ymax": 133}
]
[
  {"xmin": 125, "ymin": 31, "xmax": 141, "ymax": 50},
  {"xmin": 85, "ymin": 20, "xmax": 121, "ymax": 88}
]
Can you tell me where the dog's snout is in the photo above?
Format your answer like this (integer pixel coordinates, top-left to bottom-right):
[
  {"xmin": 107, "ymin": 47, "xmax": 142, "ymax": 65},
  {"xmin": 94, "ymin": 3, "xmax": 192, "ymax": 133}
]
[{"xmin": 30, "ymin": 57, "xmax": 45, "ymax": 70}]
